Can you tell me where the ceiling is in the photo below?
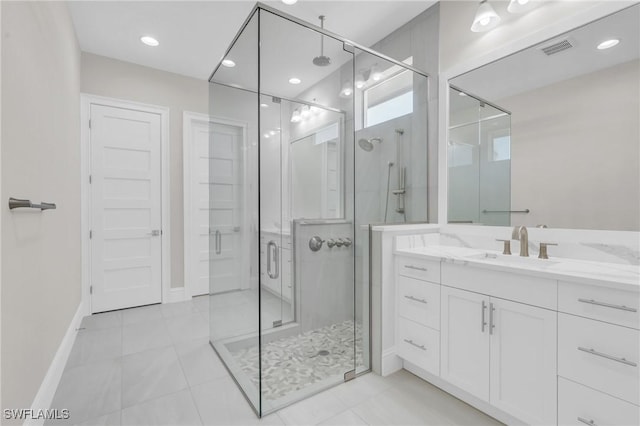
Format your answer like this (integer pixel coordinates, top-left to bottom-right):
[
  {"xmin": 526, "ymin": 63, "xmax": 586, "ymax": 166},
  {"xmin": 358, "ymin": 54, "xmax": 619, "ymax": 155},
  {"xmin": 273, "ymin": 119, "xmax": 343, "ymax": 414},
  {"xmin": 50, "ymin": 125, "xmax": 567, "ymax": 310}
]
[
  {"xmin": 68, "ymin": 1, "xmax": 436, "ymax": 81},
  {"xmin": 451, "ymin": 4, "xmax": 640, "ymax": 102}
]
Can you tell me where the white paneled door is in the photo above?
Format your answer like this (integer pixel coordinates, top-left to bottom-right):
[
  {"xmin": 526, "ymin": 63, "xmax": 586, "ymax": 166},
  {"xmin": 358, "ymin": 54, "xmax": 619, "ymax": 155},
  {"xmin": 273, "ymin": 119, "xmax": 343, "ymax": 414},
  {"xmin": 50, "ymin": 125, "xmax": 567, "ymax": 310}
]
[
  {"xmin": 90, "ymin": 104, "xmax": 162, "ymax": 313},
  {"xmin": 185, "ymin": 114, "xmax": 244, "ymax": 296}
]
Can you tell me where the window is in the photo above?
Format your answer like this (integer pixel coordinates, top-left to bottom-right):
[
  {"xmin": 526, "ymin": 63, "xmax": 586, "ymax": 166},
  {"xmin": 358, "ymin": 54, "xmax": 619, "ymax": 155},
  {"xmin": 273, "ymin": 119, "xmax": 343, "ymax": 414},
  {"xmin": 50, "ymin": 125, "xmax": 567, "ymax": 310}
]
[
  {"xmin": 364, "ymin": 69, "xmax": 413, "ymax": 128},
  {"xmin": 491, "ymin": 135, "xmax": 511, "ymax": 161}
]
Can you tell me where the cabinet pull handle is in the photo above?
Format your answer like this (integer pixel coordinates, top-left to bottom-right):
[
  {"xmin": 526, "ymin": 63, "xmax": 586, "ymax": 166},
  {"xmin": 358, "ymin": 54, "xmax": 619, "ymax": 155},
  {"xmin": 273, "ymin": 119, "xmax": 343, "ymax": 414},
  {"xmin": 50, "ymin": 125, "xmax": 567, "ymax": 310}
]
[
  {"xmin": 489, "ymin": 302, "xmax": 496, "ymax": 335},
  {"xmin": 577, "ymin": 298, "xmax": 637, "ymax": 313},
  {"xmin": 577, "ymin": 417, "xmax": 598, "ymax": 426},
  {"xmin": 404, "ymin": 339, "xmax": 426, "ymax": 351},
  {"xmin": 577, "ymin": 347, "xmax": 637, "ymax": 367},
  {"xmin": 404, "ymin": 295, "xmax": 427, "ymax": 304},
  {"xmin": 404, "ymin": 265, "xmax": 427, "ymax": 272},
  {"xmin": 481, "ymin": 300, "xmax": 488, "ymax": 332}
]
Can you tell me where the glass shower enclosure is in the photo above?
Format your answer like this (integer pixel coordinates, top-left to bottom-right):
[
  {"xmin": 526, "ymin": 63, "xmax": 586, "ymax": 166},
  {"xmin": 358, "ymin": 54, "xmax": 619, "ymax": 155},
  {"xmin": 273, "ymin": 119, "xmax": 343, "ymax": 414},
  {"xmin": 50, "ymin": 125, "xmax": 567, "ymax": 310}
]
[
  {"xmin": 207, "ymin": 3, "xmax": 429, "ymax": 416},
  {"xmin": 448, "ymin": 86, "xmax": 511, "ymax": 225}
]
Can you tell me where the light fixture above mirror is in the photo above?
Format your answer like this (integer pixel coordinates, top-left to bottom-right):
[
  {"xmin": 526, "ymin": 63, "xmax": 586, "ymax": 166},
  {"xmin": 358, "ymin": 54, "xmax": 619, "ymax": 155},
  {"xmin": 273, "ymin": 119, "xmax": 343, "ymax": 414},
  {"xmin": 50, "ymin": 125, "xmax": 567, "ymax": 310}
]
[
  {"xmin": 507, "ymin": 0, "xmax": 536, "ymax": 14},
  {"xmin": 471, "ymin": 0, "xmax": 501, "ymax": 33}
]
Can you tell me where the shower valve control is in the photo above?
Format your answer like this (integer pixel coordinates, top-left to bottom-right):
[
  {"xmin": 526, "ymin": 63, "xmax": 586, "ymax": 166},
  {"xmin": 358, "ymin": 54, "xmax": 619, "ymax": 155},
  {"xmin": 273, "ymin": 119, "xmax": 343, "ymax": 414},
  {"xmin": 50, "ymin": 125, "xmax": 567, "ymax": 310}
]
[
  {"xmin": 309, "ymin": 236, "xmax": 324, "ymax": 252},
  {"xmin": 310, "ymin": 236, "xmax": 353, "ymax": 251}
]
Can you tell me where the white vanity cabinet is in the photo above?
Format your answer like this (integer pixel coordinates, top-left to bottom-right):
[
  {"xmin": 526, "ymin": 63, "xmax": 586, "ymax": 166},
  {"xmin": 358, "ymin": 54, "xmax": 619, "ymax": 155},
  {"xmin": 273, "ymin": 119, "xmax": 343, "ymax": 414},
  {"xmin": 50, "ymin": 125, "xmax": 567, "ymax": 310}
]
[
  {"xmin": 557, "ymin": 280, "xmax": 639, "ymax": 425},
  {"xmin": 395, "ymin": 257, "xmax": 441, "ymax": 377},
  {"xmin": 393, "ymin": 250, "xmax": 639, "ymax": 426},
  {"xmin": 440, "ymin": 286, "xmax": 557, "ymax": 425}
]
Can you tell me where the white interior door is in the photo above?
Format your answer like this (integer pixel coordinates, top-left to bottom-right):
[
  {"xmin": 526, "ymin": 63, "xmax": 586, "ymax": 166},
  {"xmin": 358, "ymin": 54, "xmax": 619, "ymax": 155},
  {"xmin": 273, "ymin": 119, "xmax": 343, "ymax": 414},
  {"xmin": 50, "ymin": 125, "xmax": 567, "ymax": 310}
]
[
  {"xmin": 90, "ymin": 104, "xmax": 162, "ymax": 312},
  {"xmin": 186, "ymin": 114, "xmax": 244, "ymax": 296}
]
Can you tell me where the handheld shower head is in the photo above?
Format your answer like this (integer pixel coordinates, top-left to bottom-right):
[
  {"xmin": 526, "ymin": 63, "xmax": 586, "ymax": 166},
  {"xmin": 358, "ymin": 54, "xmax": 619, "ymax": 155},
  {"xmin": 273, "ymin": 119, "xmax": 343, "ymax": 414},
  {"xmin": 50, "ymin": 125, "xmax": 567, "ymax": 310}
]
[{"xmin": 358, "ymin": 137, "xmax": 382, "ymax": 152}]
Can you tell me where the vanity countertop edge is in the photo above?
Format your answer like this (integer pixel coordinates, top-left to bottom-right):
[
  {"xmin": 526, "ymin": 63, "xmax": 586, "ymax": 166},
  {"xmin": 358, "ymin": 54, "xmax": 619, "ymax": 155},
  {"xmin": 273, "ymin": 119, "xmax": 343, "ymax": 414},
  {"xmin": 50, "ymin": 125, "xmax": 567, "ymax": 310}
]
[{"xmin": 395, "ymin": 246, "xmax": 640, "ymax": 293}]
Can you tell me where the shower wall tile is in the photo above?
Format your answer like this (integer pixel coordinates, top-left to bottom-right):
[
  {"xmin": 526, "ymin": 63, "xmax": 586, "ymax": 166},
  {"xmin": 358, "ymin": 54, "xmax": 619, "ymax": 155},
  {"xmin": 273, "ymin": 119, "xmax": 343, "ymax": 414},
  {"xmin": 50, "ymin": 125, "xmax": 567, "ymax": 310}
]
[{"xmin": 294, "ymin": 222, "xmax": 354, "ymax": 332}]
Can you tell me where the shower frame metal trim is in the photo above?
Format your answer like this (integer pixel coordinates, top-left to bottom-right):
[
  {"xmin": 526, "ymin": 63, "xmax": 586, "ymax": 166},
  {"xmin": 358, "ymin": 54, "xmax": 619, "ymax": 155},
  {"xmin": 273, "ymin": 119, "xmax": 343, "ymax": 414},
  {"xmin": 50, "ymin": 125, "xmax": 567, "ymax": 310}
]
[{"xmin": 209, "ymin": 2, "xmax": 432, "ymax": 82}]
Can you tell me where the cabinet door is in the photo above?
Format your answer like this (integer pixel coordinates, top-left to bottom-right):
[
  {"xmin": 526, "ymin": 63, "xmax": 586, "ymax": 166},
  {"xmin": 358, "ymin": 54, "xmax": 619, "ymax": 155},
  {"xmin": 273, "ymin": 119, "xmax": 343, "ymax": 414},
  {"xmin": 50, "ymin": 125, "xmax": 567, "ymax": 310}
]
[
  {"xmin": 441, "ymin": 286, "xmax": 490, "ymax": 401},
  {"xmin": 490, "ymin": 298, "xmax": 557, "ymax": 425}
]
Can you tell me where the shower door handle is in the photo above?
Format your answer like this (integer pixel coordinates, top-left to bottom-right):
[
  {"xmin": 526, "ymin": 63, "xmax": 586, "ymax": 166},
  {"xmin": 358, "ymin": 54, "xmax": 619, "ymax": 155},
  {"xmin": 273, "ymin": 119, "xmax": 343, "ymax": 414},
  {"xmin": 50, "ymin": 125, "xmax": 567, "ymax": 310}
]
[
  {"xmin": 215, "ymin": 230, "xmax": 221, "ymax": 255},
  {"xmin": 267, "ymin": 240, "xmax": 279, "ymax": 279}
]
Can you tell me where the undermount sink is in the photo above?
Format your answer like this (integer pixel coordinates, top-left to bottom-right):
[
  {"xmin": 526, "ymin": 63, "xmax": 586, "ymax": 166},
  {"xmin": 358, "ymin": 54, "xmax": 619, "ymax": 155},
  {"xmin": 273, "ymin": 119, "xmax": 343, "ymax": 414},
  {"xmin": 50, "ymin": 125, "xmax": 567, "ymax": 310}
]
[{"xmin": 467, "ymin": 252, "xmax": 560, "ymax": 266}]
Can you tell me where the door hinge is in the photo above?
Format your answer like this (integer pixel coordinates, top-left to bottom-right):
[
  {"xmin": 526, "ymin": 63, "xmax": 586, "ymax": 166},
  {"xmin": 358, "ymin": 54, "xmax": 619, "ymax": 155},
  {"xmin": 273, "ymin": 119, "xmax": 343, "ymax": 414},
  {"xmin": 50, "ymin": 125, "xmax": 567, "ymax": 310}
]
[
  {"xmin": 89, "ymin": 175, "xmax": 92, "ymax": 184},
  {"xmin": 88, "ymin": 119, "xmax": 91, "ymax": 129},
  {"xmin": 89, "ymin": 230, "xmax": 93, "ymax": 239},
  {"xmin": 90, "ymin": 285, "xmax": 93, "ymax": 295}
]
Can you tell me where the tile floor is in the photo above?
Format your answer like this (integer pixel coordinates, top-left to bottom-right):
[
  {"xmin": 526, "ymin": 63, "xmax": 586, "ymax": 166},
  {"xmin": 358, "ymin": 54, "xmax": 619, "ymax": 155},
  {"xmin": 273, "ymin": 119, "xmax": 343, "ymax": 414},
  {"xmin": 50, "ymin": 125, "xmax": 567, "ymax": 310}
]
[{"xmin": 49, "ymin": 297, "xmax": 502, "ymax": 426}]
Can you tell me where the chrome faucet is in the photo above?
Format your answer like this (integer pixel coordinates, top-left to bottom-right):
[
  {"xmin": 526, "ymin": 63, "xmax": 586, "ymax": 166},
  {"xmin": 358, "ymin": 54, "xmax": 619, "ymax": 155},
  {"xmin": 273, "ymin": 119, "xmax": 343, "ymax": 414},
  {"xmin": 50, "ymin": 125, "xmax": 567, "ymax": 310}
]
[{"xmin": 511, "ymin": 226, "xmax": 529, "ymax": 257}]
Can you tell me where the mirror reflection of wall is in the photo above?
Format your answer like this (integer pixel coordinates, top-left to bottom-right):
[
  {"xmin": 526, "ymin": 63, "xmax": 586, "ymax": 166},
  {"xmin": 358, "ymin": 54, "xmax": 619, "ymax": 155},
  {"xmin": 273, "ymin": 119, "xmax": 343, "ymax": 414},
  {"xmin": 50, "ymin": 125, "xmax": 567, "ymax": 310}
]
[{"xmin": 448, "ymin": 4, "xmax": 640, "ymax": 231}]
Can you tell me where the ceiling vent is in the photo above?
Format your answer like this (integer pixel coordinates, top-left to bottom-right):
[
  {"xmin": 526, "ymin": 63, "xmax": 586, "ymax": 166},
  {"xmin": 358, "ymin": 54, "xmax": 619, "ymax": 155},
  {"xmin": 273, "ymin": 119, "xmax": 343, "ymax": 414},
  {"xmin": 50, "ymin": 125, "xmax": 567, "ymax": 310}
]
[{"xmin": 541, "ymin": 39, "xmax": 573, "ymax": 56}]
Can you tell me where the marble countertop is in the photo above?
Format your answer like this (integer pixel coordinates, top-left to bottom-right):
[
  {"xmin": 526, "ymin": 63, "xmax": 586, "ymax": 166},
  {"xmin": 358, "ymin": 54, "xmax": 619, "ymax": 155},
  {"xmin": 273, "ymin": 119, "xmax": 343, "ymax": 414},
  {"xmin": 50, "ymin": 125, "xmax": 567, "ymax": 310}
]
[{"xmin": 395, "ymin": 245, "xmax": 640, "ymax": 292}]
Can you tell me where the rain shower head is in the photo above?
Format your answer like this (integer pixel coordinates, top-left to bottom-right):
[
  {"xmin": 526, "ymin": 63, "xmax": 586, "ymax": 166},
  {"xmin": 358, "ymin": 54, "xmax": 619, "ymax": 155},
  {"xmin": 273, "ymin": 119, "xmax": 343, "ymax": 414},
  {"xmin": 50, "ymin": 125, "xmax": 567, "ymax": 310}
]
[
  {"xmin": 312, "ymin": 16, "xmax": 331, "ymax": 67},
  {"xmin": 358, "ymin": 137, "xmax": 382, "ymax": 152}
]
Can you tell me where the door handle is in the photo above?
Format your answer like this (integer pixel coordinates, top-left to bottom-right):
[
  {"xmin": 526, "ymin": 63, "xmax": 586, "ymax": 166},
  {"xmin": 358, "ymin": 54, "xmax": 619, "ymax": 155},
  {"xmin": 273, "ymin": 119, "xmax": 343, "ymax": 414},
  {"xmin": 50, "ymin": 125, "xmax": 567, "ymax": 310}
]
[
  {"xmin": 215, "ymin": 230, "xmax": 221, "ymax": 254},
  {"xmin": 147, "ymin": 229, "xmax": 160, "ymax": 237},
  {"xmin": 267, "ymin": 240, "xmax": 279, "ymax": 279}
]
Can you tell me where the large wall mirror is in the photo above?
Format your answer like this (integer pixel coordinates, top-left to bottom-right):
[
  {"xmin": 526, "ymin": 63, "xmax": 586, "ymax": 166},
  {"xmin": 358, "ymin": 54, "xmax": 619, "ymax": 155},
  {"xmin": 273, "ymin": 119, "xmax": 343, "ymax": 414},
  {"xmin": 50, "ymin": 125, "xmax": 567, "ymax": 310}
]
[{"xmin": 448, "ymin": 4, "xmax": 639, "ymax": 231}]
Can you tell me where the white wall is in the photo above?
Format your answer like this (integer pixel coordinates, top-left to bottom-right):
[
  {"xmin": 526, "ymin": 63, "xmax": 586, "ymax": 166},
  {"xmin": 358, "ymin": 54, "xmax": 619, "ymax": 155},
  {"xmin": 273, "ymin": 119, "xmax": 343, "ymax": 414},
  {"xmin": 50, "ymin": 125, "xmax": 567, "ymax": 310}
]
[
  {"xmin": 503, "ymin": 59, "xmax": 640, "ymax": 231},
  {"xmin": 81, "ymin": 53, "xmax": 208, "ymax": 288},
  {"xmin": 439, "ymin": 1, "xmax": 634, "ymax": 74},
  {"xmin": 1, "ymin": 1, "xmax": 81, "ymax": 418}
]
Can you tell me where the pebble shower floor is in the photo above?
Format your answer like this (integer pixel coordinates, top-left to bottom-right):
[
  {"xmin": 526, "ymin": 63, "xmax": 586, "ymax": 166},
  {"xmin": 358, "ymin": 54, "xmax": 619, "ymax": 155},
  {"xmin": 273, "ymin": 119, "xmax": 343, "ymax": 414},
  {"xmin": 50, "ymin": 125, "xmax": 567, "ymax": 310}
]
[{"xmin": 231, "ymin": 320, "xmax": 364, "ymax": 401}]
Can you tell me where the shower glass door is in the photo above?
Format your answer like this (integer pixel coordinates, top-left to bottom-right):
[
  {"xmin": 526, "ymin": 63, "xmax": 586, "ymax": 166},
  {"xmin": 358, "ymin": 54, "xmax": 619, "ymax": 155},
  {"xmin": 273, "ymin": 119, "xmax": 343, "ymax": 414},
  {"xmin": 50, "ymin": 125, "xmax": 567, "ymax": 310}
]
[{"xmin": 258, "ymin": 9, "xmax": 356, "ymax": 414}]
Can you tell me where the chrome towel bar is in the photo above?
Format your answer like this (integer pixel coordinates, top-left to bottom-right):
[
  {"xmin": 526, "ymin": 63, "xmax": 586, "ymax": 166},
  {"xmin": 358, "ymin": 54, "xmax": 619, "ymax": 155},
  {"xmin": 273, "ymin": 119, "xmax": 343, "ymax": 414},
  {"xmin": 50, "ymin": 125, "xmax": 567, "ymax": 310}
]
[
  {"xmin": 482, "ymin": 209, "xmax": 530, "ymax": 214},
  {"xmin": 8, "ymin": 197, "xmax": 56, "ymax": 211}
]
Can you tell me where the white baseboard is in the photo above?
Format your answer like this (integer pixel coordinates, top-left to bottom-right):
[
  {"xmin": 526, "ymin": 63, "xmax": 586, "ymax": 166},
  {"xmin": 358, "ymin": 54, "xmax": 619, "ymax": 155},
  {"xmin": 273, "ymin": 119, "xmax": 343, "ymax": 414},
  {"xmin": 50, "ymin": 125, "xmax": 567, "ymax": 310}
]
[
  {"xmin": 165, "ymin": 287, "xmax": 189, "ymax": 304},
  {"xmin": 26, "ymin": 301, "xmax": 85, "ymax": 426},
  {"xmin": 381, "ymin": 348, "xmax": 403, "ymax": 376}
]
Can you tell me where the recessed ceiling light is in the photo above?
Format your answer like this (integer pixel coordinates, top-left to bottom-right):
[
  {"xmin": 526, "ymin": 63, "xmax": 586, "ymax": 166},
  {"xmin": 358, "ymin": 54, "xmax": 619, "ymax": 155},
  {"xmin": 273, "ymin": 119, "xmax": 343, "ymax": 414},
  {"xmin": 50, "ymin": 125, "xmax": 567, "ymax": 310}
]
[
  {"xmin": 260, "ymin": 103, "xmax": 269, "ymax": 108},
  {"xmin": 289, "ymin": 77, "xmax": 301, "ymax": 85},
  {"xmin": 459, "ymin": 92, "xmax": 468, "ymax": 97},
  {"xmin": 597, "ymin": 39, "xmax": 620, "ymax": 50},
  {"xmin": 264, "ymin": 133, "xmax": 270, "ymax": 139},
  {"xmin": 222, "ymin": 59, "xmax": 236, "ymax": 67},
  {"xmin": 140, "ymin": 36, "xmax": 159, "ymax": 47},
  {"xmin": 282, "ymin": 0, "xmax": 298, "ymax": 4}
]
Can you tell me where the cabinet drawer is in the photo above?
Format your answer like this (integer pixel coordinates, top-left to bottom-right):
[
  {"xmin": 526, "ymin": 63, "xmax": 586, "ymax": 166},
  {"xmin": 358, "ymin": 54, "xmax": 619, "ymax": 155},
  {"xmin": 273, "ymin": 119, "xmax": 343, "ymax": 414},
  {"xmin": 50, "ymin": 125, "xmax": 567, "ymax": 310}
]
[
  {"xmin": 397, "ymin": 317, "xmax": 440, "ymax": 376},
  {"xmin": 559, "ymin": 281, "xmax": 639, "ymax": 330},
  {"xmin": 398, "ymin": 275, "xmax": 440, "ymax": 330},
  {"xmin": 441, "ymin": 263, "xmax": 557, "ymax": 310},
  {"xmin": 396, "ymin": 256, "xmax": 440, "ymax": 283},
  {"xmin": 558, "ymin": 313, "xmax": 639, "ymax": 405},
  {"xmin": 558, "ymin": 377, "xmax": 639, "ymax": 426}
]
